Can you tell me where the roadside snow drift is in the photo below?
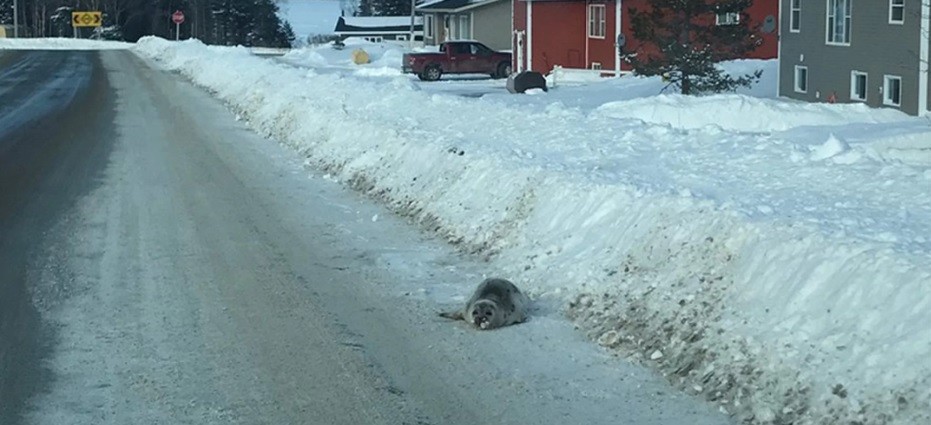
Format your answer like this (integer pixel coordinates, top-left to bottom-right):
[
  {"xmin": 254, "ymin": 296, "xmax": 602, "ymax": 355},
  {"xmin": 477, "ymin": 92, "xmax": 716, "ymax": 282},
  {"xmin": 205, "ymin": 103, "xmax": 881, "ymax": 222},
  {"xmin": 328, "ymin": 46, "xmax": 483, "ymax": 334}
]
[
  {"xmin": 0, "ymin": 38, "xmax": 131, "ymax": 50},
  {"xmin": 133, "ymin": 37, "xmax": 931, "ymax": 425}
]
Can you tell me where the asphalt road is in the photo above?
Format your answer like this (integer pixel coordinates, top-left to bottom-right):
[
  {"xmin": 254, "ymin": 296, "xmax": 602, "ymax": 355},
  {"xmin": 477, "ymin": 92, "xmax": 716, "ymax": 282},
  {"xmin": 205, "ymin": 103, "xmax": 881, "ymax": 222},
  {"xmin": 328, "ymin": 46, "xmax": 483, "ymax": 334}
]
[
  {"xmin": 0, "ymin": 49, "xmax": 733, "ymax": 425},
  {"xmin": 0, "ymin": 50, "xmax": 110, "ymax": 424}
]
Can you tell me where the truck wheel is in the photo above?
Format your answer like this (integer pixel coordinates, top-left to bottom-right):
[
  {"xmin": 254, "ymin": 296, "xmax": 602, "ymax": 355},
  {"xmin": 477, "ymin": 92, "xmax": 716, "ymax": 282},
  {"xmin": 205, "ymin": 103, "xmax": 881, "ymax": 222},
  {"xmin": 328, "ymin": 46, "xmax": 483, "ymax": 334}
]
[
  {"xmin": 421, "ymin": 65, "xmax": 442, "ymax": 81},
  {"xmin": 494, "ymin": 62, "xmax": 512, "ymax": 79}
]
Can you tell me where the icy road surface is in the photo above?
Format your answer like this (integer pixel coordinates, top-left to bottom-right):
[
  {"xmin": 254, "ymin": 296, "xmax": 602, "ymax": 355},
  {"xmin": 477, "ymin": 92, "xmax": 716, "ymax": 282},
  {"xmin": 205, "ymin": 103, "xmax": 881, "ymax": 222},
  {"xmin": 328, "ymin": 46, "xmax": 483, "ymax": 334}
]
[{"xmin": 0, "ymin": 49, "xmax": 733, "ymax": 425}]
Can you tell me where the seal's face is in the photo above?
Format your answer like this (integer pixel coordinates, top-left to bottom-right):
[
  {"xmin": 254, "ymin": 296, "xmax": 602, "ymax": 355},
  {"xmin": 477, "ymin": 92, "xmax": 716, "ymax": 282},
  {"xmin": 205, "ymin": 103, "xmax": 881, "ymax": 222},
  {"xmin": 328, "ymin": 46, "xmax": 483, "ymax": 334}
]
[{"xmin": 469, "ymin": 300, "xmax": 499, "ymax": 330}]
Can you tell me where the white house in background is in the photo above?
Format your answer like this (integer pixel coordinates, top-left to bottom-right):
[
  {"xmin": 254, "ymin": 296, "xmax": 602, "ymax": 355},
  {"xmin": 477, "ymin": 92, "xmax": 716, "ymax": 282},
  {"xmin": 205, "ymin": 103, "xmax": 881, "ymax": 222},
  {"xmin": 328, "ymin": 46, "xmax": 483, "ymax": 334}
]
[{"xmin": 333, "ymin": 16, "xmax": 424, "ymax": 43}]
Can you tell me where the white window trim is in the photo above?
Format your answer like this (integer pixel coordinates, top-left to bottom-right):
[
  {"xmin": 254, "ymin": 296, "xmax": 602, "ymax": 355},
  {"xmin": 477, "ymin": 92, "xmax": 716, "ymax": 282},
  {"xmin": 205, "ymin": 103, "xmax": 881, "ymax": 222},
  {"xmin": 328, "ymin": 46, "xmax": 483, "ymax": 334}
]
[
  {"xmin": 889, "ymin": 0, "xmax": 905, "ymax": 25},
  {"xmin": 458, "ymin": 15, "xmax": 470, "ymax": 40},
  {"xmin": 591, "ymin": 62, "xmax": 602, "ymax": 70},
  {"xmin": 850, "ymin": 70, "xmax": 868, "ymax": 101},
  {"xmin": 425, "ymin": 14, "xmax": 434, "ymax": 39},
  {"xmin": 790, "ymin": 0, "xmax": 802, "ymax": 32},
  {"xmin": 920, "ymin": 0, "xmax": 930, "ymax": 114},
  {"xmin": 716, "ymin": 12, "xmax": 741, "ymax": 26},
  {"xmin": 883, "ymin": 74, "xmax": 903, "ymax": 106},
  {"xmin": 825, "ymin": 0, "xmax": 852, "ymax": 46},
  {"xmin": 588, "ymin": 4, "xmax": 606, "ymax": 39},
  {"xmin": 794, "ymin": 65, "xmax": 809, "ymax": 93}
]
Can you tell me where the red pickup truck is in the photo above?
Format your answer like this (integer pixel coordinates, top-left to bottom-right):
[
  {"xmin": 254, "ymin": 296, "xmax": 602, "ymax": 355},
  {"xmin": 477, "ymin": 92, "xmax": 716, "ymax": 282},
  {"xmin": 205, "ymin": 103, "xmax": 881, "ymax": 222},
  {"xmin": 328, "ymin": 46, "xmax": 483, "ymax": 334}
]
[{"xmin": 402, "ymin": 41, "xmax": 512, "ymax": 81}]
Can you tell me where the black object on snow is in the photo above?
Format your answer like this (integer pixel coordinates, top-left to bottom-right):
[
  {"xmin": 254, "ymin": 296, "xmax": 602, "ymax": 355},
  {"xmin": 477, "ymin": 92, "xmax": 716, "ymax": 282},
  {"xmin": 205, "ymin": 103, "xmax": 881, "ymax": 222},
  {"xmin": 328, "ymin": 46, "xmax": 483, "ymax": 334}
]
[{"xmin": 506, "ymin": 71, "xmax": 548, "ymax": 94}]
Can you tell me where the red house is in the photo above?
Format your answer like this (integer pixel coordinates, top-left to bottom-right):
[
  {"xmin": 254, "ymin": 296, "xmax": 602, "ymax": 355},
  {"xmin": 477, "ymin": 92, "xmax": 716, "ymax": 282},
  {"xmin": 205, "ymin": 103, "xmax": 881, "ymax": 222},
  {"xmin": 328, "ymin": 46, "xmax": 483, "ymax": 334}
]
[{"xmin": 512, "ymin": 0, "xmax": 778, "ymax": 75}]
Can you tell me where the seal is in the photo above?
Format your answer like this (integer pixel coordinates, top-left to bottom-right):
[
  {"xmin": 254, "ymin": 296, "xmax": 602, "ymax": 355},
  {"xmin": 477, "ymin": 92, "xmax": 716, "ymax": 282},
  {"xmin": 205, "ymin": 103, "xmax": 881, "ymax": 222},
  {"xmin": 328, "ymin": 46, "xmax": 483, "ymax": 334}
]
[{"xmin": 439, "ymin": 278, "xmax": 530, "ymax": 330}]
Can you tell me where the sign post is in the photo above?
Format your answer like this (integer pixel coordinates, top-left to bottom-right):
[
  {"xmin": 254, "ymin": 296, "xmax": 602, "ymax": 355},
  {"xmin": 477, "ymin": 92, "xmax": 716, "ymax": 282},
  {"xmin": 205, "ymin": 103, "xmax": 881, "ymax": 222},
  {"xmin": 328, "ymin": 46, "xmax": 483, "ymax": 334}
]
[{"xmin": 172, "ymin": 10, "xmax": 185, "ymax": 41}]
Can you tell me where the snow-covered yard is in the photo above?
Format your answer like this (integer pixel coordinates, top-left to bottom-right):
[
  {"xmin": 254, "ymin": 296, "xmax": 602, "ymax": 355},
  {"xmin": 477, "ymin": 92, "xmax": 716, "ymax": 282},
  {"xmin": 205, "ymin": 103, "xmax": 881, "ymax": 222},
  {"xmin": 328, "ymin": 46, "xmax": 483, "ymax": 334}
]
[{"xmin": 4, "ymin": 36, "xmax": 928, "ymax": 423}]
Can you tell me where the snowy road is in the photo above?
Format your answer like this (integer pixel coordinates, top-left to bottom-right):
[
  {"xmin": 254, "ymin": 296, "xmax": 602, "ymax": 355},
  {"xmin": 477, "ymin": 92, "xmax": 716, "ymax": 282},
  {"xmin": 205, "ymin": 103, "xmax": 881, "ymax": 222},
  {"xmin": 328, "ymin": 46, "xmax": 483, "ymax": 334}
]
[{"xmin": 0, "ymin": 50, "xmax": 733, "ymax": 425}]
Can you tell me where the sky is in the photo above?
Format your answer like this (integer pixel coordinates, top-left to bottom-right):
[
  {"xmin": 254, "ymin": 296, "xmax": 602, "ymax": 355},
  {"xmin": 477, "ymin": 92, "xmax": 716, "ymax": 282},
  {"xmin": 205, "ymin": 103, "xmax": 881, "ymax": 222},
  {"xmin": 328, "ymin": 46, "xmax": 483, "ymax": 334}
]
[{"xmin": 278, "ymin": 0, "xmax": 344, "ymax": 40}]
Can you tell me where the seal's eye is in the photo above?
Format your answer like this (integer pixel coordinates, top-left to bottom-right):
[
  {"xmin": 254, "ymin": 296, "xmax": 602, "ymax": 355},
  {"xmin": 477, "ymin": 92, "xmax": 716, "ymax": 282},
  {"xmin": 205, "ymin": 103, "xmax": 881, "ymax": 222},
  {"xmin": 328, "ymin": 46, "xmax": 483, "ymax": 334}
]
[{"xmin": 485, "ymin": 311, "xmax": 493, "ymax": 317}]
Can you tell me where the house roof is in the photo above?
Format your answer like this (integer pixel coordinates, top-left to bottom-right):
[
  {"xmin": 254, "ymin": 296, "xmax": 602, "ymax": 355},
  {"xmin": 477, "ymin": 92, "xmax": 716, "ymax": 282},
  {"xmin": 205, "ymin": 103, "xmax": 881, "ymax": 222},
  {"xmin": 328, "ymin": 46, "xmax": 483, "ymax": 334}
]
[
  {"xmin": 416, "ymin": 0, "xmax": 504, "ymax": 13},
  {"xmin": 334, "ymin": 16, "xmax": 423, "ymax": 34}
]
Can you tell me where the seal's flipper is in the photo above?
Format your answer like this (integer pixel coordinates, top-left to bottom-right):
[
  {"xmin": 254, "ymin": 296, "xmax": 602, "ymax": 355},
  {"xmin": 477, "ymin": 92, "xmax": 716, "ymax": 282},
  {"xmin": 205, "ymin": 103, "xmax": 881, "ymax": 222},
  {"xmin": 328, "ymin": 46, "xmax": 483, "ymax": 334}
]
[{"xmin": 439, "ymin": 311, "xmax": 463, "ymax": 321}]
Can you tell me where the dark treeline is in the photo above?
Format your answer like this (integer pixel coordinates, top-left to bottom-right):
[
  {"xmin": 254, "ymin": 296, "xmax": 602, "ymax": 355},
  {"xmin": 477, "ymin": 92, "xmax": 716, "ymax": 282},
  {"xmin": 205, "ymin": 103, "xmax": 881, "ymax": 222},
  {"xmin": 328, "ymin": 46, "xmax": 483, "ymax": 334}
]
[
  {"xmin": 0, "ymin": 0, "xmax": 295, "ymax": 47},
  {"xmin": 356, "ymin": 0, "xmax": 411, "ymax": 17}
]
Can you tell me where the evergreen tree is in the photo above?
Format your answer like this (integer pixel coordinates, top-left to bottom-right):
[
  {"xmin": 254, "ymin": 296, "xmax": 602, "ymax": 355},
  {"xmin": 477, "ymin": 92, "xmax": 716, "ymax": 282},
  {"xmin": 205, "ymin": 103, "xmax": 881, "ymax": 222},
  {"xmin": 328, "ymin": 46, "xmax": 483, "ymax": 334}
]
[
  {"xmin": 0, "ymin": 0, "xmax": 292, "ymax": 46},
  {"xmin": 379, "ymin": 0, "xmax": 411, "ymax": 16},
  {"xmin": 357, "ymin": 0, "xmax": 376, "ymax": 16},
  {"xmin": 357, "ymin": 0, "xmax": 411, "ymax": 16},
  {"xmin": 279, "ymin": 21, "xmax": 296, "ymax": 47},
  {"xmin": 627, "ymin": 0, "xmax": 762, "ymax": 95},
  {"xmin": 0, "ymin": 0, "xmax": 12, "ymax": 25}
]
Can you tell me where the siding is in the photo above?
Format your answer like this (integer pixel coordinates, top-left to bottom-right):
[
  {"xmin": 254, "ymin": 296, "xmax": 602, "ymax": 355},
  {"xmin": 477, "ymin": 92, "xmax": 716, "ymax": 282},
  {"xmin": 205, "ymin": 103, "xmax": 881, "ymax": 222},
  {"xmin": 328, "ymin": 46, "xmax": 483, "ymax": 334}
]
[
  {"xmin": 422, "ymin": 0, "xmax": 511, "ymax": 50},
  {"xmin": 422, "ymin": 13, "xmax": 445, "ymax": 45},
  {"xmin": 779, "ymin": 0, "xmax": 923, "ymax": 114},
  {"xmin": 470, "ymin": 0, "xmax": 512, "ymax": 50},
  {"xmin": 528, "ymin": 2, "xmax": 588, "ymax": 73}
]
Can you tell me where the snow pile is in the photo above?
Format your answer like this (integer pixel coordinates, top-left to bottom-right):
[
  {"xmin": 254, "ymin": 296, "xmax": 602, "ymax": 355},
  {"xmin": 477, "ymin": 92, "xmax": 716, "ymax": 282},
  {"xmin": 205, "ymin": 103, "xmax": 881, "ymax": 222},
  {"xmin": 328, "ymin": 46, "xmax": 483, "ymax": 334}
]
[
  {"xmin": 868, "ymin": 131, "xmax": 931, "ymax": 166},
  {"xmin": 483, "ymin": 60, "xmax": 777, "ymax": 113},
  {"xmin": 133, "ymin": 37, "xmax": 931, "ymax": 425},
  {"xmin": 280, "ymin": 38, "xmax": 405, "ymax": 72},
  {"xmin": 0, "ymin": 37, "xmax": 132, "ymax": 50},
  {"xmin": 595, "ymin": 94, "xmax": 910, "ymax": 133},
  {"xmin": 808, "ymin": 133, "xmax": 851, "ymax": 161},
  {"xmin": 280, "ymin": 48, "xmax": 329, "ymax": 67}
]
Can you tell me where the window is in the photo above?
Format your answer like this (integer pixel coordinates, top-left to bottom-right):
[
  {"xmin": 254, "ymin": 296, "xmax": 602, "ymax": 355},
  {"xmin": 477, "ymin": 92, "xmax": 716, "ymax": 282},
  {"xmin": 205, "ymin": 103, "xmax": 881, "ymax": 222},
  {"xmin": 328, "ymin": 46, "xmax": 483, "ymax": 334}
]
[
  {"xmin": 364, "ymin": 36, "xmax": 383, "ymax": 43},
  {"xmin": 850, "ymin": 71, "xmax": 868, "ymax": 101},
  {"xmin": 588, "ymin": 4, "xmax": 606, "ymax": 38},
  {"xmin": 397, "ymin": 34, "xmax": 407, "ymax": 41},
  {"xmin": 790, "ymin": 0, "xmax": 801, "ymax": 32},
  {"xmin": 469, "ymin": 43, "xmax": 492, "ymax": 55},
  {"xmin": 451, "ymin": 43, "xmax": 470, "ymax": 54},
  {"xmin": 826, "ymin": 0, "xmax": 852, "ymax": 45},
  {"xmin": 716, "ymin": 12, "xmax": 740, "ymax": 26},
  {"xmin": 425, "ymin": 14, "xmax": 434, "ymax": 39},
  {"xmin": 795, "ymin": 65, "xmax": 809, "ymax": 93},
  {"xmin": 591, "ymin": 62, "xmax": 602, "ymax": 70},
  {"xmin": 884, "ymin": 75, "xmax": 902, "ymax": 106},
  {"xmin": 458, "ymin": 15, "xmax": 471, "ymax": 39},
  {"xmin": 889, "ymin": 0, "xmax": 905, "ymax": 24}
]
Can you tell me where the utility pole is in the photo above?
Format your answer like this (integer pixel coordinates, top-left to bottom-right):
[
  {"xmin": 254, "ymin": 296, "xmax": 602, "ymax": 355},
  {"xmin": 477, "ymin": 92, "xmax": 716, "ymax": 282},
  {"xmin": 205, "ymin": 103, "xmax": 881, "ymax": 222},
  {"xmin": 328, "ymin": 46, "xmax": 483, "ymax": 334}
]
[
  {"xmin": 13, "ymin": 0, "xmax": 18, "ymax": 37},
  {"xmin": 409, "ymin": 0, "xmax": 415, "ymax": 49}
]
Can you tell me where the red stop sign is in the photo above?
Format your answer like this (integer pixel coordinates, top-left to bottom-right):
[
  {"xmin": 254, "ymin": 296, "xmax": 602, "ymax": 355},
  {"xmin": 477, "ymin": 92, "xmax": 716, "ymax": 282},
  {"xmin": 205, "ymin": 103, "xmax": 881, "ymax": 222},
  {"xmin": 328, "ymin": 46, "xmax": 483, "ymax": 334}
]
[{"xmin": 172, "ymin": 10, "xmax": 185, "ymax": 25}]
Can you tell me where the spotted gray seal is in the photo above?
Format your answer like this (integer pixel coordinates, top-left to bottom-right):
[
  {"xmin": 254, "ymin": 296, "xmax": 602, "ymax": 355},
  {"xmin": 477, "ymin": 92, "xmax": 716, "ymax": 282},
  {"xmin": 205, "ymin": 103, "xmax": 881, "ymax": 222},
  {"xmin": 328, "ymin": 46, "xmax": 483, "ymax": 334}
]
[{"xmin": 439, "ymin": 278, "xmax": 530, "ymax": 330}]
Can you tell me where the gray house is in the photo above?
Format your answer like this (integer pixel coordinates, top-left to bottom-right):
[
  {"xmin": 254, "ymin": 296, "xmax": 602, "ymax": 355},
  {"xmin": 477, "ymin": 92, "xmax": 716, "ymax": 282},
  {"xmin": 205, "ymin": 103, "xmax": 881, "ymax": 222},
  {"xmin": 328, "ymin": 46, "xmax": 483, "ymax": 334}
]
[
  {"xmin": 416, "ymin": 0, "xmax": 511, "ymax": 51},
  {"xmin": 779, "ymin": 0, "xmax": 930, "ymax": 115}
]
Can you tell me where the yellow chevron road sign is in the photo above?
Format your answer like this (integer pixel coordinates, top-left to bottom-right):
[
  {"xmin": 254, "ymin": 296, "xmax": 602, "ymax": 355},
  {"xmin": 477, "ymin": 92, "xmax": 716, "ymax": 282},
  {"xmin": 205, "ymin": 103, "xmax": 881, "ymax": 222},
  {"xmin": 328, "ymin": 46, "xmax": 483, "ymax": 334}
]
[{"xmin": 72, "ymin": 11, "xmax": 102, "ymax": 28}]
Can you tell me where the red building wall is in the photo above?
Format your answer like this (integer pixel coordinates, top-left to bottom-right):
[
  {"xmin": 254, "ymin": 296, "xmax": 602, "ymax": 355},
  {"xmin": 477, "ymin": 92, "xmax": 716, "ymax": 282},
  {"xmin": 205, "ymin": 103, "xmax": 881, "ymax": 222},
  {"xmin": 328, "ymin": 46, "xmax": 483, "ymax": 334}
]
[
  {"xmin": 513, "ymin": 1, "xmax": 589, "ymax": 73},
  {"xmin": 512, "ymin": 0, "xmax": 778, "ymax": 75},
  {"xmin": 744, "ymin": 0, "xmax": 778, "ymax": 59}
]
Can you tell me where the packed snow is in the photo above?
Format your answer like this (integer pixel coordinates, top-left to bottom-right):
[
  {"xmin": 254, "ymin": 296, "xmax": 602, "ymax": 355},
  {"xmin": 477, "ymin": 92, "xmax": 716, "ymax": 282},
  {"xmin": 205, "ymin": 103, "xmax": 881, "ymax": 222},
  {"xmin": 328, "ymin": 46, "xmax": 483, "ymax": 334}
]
[
  {"xmin": 0, "ymin": 38, "xmax": 131, "ymax": 50},
  {"xmin": 124, "ymin": 36, "xmax": 931, "ymax": 425}
]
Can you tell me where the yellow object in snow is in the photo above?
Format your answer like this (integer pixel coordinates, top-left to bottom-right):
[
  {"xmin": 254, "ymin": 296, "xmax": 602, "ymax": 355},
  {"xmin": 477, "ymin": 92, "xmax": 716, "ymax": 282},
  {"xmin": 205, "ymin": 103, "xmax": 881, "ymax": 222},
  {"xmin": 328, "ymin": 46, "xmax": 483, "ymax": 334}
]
[{"xmin": 352, "ymin": 49, "xmax": 370, "ymax": 65}]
